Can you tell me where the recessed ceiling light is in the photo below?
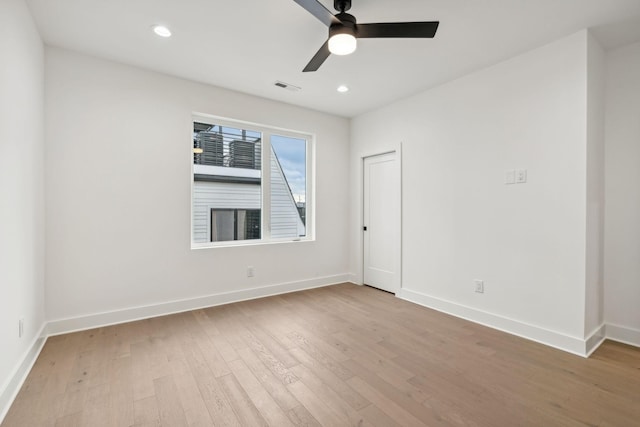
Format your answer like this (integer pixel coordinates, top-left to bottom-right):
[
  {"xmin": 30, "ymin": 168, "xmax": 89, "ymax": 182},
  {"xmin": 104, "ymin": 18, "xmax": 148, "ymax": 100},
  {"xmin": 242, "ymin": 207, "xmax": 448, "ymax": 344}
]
[
  {"xmin": 152, "ymin": 25, "xmax": 172, "ymax": 38},
  {"xmin": 337, "ymin": 85, "xmax": 349, "ymax": 93}
]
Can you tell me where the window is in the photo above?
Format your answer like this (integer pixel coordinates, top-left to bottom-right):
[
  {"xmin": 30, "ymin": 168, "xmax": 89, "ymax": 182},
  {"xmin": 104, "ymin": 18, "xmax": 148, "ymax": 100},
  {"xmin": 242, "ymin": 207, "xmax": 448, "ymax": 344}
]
[
  {"xmin": 271, "ymin": 135, "xmax": 306, "ymax": 239},
  {"xmin": 210, "ymin": 209, "xmax": 261, "ymax": 241},
  {"xmin": 192, "ymin": 115, "xmax": 312, "ymax": 247}
]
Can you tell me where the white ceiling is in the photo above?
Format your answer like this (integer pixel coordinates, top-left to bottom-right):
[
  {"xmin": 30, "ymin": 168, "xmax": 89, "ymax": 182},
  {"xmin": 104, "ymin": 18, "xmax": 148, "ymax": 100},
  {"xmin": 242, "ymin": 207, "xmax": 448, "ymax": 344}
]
[{"xmin": 26, "ymin": 0, "xmax": 640, "ymax": 118}]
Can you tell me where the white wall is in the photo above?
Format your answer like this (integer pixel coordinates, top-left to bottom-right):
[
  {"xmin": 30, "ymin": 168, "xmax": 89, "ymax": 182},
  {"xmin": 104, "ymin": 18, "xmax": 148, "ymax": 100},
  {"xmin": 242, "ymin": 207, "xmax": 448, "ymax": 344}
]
[
  {"xmin": 351, "ymin": 31, "xmax": 595, "ymax": 353},
  {"xmin": 0, "ymin": 0, "xmax": 46, "ymax": 415},
  {"xmin": 45, "ymin": 48, "xmax": 350, "ymax": 326},
  {"xmin": 604, "ymin": 40, "xmax": 640, "ymax": 346},
  {"xmin": 585, "ymin": 32, "xmax": 606, "ymax": 340}
]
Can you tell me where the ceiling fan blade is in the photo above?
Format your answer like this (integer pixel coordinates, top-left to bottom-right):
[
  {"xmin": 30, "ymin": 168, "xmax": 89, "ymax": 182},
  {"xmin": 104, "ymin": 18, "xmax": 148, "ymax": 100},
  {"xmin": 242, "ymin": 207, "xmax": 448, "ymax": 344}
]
[
  {"xmin": 293, "ymin": 0, "xmax": 340, "ymax": 27},
  {"xmin": 303, "ymin": 40, "xmax": 331, "ymax": 72},
  {"xmin": 357, "ymin": 21, "xmax": 439, "ymax": 38}
]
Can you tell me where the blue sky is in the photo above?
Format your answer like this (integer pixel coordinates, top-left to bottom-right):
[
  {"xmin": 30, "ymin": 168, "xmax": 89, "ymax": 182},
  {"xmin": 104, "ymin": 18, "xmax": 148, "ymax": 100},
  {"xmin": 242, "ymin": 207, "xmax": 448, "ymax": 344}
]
[{"xmin": 271, "ymin": 135, "xmax": 306, "ymax": 203}]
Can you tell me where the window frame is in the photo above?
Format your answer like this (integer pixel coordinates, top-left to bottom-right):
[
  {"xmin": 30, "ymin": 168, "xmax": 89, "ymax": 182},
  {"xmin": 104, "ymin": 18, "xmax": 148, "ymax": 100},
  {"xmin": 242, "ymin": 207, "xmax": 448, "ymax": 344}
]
[{"xmin": 191, "ymin": 113, "xmax": 315, "ymax": 249}]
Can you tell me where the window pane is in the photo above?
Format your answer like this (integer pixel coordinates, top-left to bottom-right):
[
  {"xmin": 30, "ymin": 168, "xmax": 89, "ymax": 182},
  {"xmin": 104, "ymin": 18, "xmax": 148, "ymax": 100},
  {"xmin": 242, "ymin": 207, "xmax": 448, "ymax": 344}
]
[
  {"xmin": 211, "ymin": 209, "xmax": 235, "ymax": 242},
  {"xmin": 193, "ymin": 122, "xmax": 262, "ymax": 243},
  {"xmin": 243, "ymin": 210, "xmax": 261, "ymax": 240},
  {"xmin": 270, "ymin": 135, "xmax": 306, "ymax": 238}
]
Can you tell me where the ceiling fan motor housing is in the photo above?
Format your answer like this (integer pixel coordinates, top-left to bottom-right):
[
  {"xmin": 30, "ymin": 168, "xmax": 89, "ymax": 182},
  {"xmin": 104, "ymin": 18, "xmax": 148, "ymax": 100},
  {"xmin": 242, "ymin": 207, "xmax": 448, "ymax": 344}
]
[
  {"xmin": 334, "ymin": 0, "xmax": 352, "ymax": 12},
  {"xmin": 330, "ymin": 12, "xmax": 357, "ymax": 38}
]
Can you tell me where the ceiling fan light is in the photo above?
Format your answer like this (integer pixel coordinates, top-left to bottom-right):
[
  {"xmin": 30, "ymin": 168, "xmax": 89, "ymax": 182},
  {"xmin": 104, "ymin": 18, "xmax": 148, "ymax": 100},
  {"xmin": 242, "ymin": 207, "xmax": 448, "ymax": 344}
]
[{"xmin": 329, "ymin": 33, "xmax": 357, "ymax": 55}]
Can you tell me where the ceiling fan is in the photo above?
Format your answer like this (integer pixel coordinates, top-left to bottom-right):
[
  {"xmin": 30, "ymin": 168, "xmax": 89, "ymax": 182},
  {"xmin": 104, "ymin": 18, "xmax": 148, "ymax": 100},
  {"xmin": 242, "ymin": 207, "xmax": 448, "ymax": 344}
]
[{"xmin": 293, "ymin": 0, "xmax": 439, "ymax": 72}]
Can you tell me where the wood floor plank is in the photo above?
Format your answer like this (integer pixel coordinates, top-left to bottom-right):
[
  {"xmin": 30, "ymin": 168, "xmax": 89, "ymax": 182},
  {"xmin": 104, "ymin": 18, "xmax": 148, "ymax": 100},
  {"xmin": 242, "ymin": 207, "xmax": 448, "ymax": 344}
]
[
  {"xmin": 4, "ymin": 283, "xmax": 640, "ymax": 427},
  {"xmin": 107, "ymin": 356, "xmax": 134, "ymax": 426},
  {"xmin": 227, "ymin": 359, "xmax": 295, "ymax": 427},
  {"xmin": 343, "ymin": 359, "xmax": 447, "ymax": 426},
  {"xmin": 290, "ymin": 363, "xmax": 370, "ymax": 426},
  {"xmin": 359, "ymin": 404, "xmax": 403, "ymax": 427},
  {"xmin": 84, "ymin": 328, "xmax": 116, "ymax": 388},
  {"xmin": 182, "ymin": 342, "xmax": 241, "ymax": 427},
  {"xmin": 245, "ymin": 324, "xmax": 300, "ymax": 368},
  {"xmin": 79, "ymin": 383, "xmax": 110, "ymax": 427},
  {"xmin": 132, "ymin": 395, "xmax": 160, "ymax": 426},
  {"xmin": 252, "ymin": 311, "xmax": 300, "ymax": 350},
  {"xmin": 167, "ymin": 357, "xmax": 214, "ymax": 426},
  {"xmin": 346, "ymin": 376, "xmax": 431, "ymax": 427},
  {"xmin": 289, "ymin": 347, "xmax": 369, "ymax": 410},
  {"xmin": 130, "ymin": 341, "xmax": 156, "ymax": 401},
  {"xmin": 54, "ymin": 411, "xmax": 82, "ymax": 427},
  {"xmin": 153, "ymin": 375, "xmax": 189, "ymax": 427},
  {"xmin": 236, "ymin": 346, "xmax": 300, "ymax": 411},
  {"xmin": 218, "ymin": 373, "xmax": 269, "ymax": 427},
  {"xmin": 286, "ymin": 329, "xmax": 352, "ymax": 369},
  {"xmin": 287, "ymin": 405, "xmax": 322, "ymax": 427},
  {"xmin": 240, "ymin": 329, "xmax": 300, "ymax": 385},
  {"xmin": 287, "ymin": 380, "xmax": 349, "ymax": 427}
]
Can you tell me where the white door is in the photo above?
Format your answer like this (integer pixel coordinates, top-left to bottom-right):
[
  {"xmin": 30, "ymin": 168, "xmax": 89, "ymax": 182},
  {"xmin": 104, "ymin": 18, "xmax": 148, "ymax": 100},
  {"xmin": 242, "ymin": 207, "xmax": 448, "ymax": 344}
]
[{"xmin": 363, "ymin": 152, "xmax": 400, "ymax": 293}]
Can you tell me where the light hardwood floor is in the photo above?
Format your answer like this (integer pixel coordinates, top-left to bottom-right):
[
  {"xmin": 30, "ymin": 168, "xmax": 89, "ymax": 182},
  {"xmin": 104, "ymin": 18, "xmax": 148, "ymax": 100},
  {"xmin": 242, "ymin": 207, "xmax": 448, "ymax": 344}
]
[{"xmin": 3, "ymin": 283, "xmax": 639, "ymax": 426}]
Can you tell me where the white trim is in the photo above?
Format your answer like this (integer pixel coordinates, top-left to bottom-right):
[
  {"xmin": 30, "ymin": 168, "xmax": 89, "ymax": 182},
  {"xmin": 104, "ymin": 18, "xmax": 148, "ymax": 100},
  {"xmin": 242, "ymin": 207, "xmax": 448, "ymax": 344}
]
[
  {"xmin": 398, "ymin": 287, "xmax": 592, "ymax": 357},
  {"xmin": 347, "ymin": 274, "xmax": 361, "ymax": 285},
  {"xmin": 47, "ymin": 274, "xmax": 350, "ymax": 336},
  {"xmin": 193, "ymin": 164, "xmax": 261, "ymax": 179},
  {"xmin": 605, "ymin": 323, "xmax": 640, "ymax": 348},
  {"xmin": 585, "ymin": 324, "xmax": 606, "ymax": 356},
  {"xmin": 0, "ymin": 323, "xmax": 48, "ymax": 425}
]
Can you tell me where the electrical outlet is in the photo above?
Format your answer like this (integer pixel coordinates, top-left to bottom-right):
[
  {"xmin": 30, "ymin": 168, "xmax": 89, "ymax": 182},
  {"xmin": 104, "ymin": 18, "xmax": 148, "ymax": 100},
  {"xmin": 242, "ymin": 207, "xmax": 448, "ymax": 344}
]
[
  {"xmin": 18, "ymin": 318, "xmax": 24, "ymax": 338},
  {"xmin": 516, "ymin": 169, "xmax": 527, "ymax": 183},
  {"xmin": 474, "ymin": 280, "xmax": 484, "ymax": 293},
  {"xmin": 247, "ymin": 266, "xmax": 255, "ymax": 278}
]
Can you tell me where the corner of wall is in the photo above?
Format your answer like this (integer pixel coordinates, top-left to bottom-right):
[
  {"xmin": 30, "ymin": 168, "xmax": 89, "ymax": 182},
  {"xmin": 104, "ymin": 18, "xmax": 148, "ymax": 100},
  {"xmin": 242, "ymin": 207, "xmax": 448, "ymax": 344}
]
[
  {"xmin": 0, "ymin": 322, "xmax": 48, "ymax": 424},
  {"xmin": 584, "ymin": 29, "xmax": 606, "ymax": 338}
]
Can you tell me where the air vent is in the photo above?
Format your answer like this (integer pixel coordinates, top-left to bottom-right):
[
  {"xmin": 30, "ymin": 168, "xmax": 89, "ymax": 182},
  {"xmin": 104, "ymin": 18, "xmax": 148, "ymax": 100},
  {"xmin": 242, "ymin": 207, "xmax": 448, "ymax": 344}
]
[{"xmin": 274, "ymin": 81, "xmax": 301, "ymax": 92}]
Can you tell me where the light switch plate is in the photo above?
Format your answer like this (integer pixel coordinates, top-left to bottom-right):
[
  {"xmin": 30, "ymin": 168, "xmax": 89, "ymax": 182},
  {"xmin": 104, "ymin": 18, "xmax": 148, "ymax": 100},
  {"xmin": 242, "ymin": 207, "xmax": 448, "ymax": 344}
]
[{"xmin": 505, "ymin": 170, "xmax": 516, "ymax": 184}]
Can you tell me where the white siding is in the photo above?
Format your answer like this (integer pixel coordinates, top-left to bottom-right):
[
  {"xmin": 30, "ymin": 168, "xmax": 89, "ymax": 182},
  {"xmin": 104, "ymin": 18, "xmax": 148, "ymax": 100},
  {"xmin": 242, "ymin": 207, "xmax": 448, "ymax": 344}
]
[{"xmin": 192, "ymin": 181, "xmax": 260, "ymax": 243}]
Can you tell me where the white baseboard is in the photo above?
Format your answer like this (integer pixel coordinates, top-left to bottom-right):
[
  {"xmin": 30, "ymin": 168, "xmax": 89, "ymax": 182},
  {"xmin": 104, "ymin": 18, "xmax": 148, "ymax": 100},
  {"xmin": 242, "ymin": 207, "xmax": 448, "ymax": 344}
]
[
  {"xmin": 585, "ymin": 324, "xmax": 606, "ymax": 356},
  {"xmin": 398, "ymin": 288, "xmax": 591, "ymax": 357},
  {"xmin": 606, "ymin": 323, "xmax": 640, "ymax": 348},
  {"xmin": 47, "ymin": 274, "xmax": 351, "ymax": 336},
  {"xmin": 0, "ymin": 323, "xmax": 48, "ymax": 425}
]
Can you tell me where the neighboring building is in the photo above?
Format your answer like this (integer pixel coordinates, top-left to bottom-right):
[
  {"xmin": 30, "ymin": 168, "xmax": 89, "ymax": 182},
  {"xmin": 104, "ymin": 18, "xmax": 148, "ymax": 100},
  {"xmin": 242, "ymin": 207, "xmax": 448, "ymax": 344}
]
[{"xmin": 192, "ymin": 124, "xmax": 305, "ymax": 243}]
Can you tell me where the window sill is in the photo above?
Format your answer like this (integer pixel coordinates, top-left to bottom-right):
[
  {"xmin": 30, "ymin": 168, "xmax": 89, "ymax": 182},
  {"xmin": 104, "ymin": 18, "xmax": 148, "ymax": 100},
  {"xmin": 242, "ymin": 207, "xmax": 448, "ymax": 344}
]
[{"xmin": 190, "ymin": 237, "xmax": 315, "ymax": 250}]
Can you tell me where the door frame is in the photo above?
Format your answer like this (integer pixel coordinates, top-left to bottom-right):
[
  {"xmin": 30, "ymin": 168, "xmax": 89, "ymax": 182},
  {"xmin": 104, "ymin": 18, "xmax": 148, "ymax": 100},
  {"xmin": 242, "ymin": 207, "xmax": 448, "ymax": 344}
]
[{"xmin": 361, "ymin": 145, "xmax": 403, "ymax": 294}]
